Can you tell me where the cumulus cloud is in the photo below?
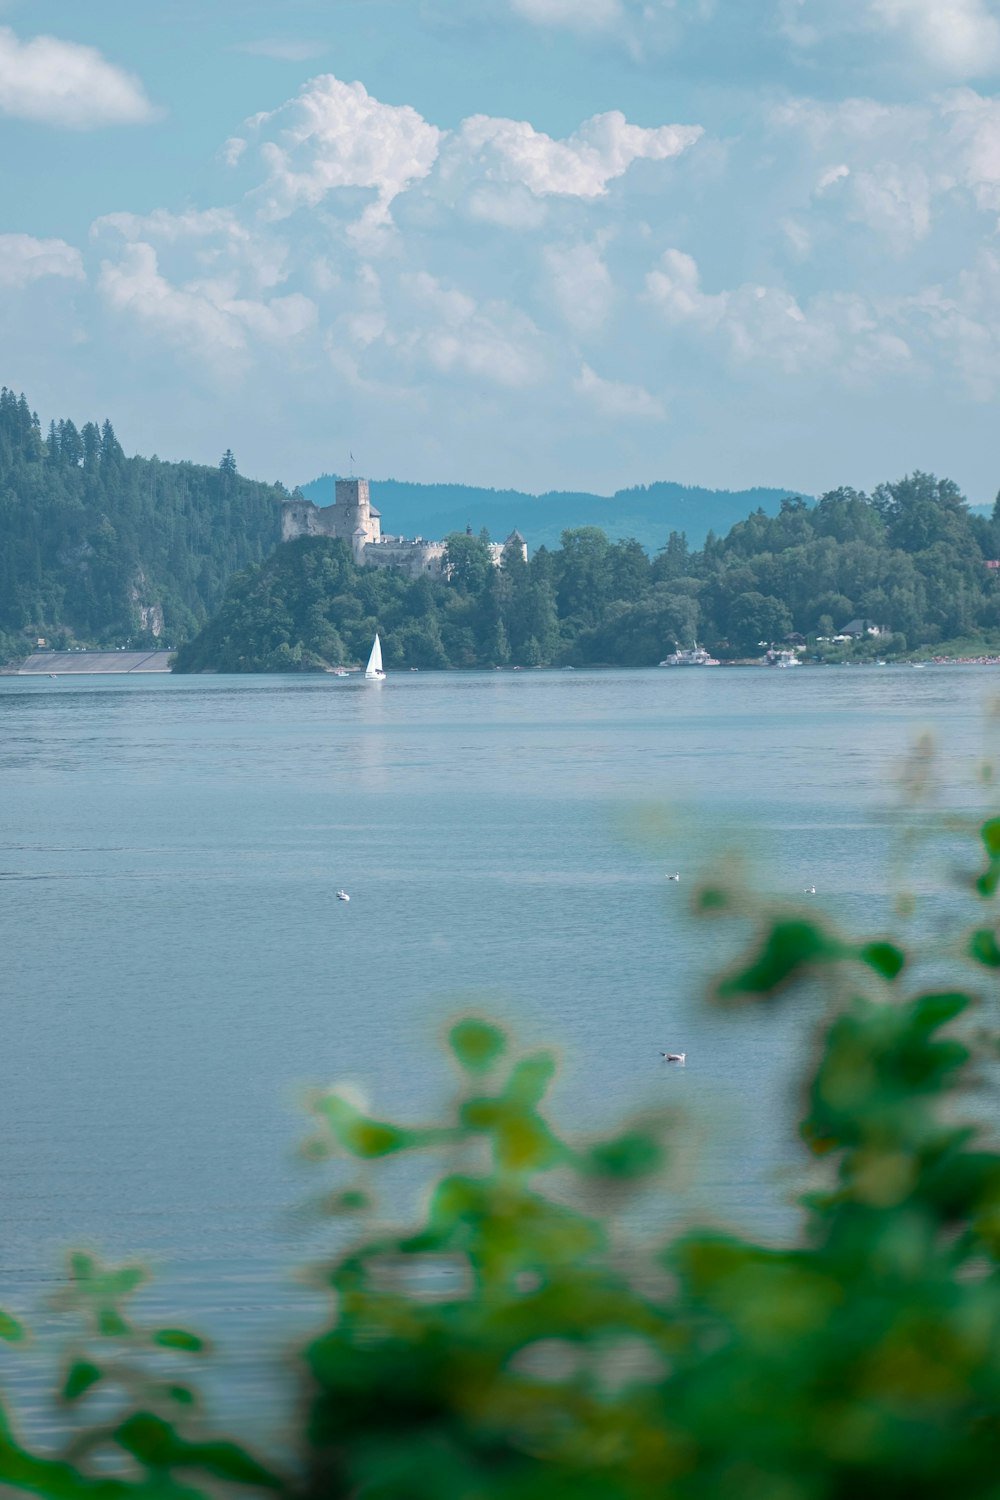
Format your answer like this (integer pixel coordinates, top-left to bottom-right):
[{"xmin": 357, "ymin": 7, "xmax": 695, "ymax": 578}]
[
  {"xmin": 0, "ymin": 25, "xmax": 156, "ymax": 128},
  {"xmin": 454, "ymin": 110, "xmax": 702, "ymax": 198},
  {"xmin": 780, "ymin": 0, "xmax": 1000, "ymax": 78},
  {"xmin": 543, "ymin": 240, "xmax": 615, "ymax": 333},
  {"xmin": 244, "ymin": 74, "xmax": 443, "ymax": 241},
  {"xmin": 773, "ymin": 90, "xmax": 1000, "ymax": 249},
  {"xmin": 0, "ymin": 233, "xmax": 84, "ymax": 287},
  {"xmin": 98, "ymin": 242, "xmax": 315, "ymax": 366},
  {"xmin": 870, "ymin": 0, "xmax": 1000, "ymax": 76},
  {"xmin": 574, "ymin": 363, "xmax": 666, "ymax": 419},
  {"xmin": 646, "ymin": 248, "xmax": 835, "ymax": 372},
  {"xmin": 645, "ymin": 247, "xmax": 922, "ymax": 384},
  {"xmin": 396, "ymin": 272, "xmax": 544, "ymax": 387}
]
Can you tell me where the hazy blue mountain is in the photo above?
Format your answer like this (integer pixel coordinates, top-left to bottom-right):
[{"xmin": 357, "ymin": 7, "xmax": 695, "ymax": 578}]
[{"xmin": 299, "ymin": 475, "xmax": 806, "ymax": 553}]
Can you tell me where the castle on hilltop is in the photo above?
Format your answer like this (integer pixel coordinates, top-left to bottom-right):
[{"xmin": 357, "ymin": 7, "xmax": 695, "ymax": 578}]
[{"xmin": 282, "ymin": 478, "xmax": 526, "ymax": 579}]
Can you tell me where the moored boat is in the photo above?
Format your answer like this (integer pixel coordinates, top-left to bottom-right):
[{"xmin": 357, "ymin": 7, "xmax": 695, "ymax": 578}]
[{"xmin": 659, "ymin": 646, "xmax": 721, "ymax": 667}]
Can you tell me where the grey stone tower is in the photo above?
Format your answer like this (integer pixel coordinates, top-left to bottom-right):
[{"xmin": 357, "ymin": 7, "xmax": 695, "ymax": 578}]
[{"xmin": 334, "ymin": 478, "xmax": 381, "ymax": 560}]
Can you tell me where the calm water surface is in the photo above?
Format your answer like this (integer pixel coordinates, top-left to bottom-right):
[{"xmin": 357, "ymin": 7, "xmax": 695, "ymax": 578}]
[{"xmin": 1, "ymin": 665, "xmax": 998, "ymax": 1432}]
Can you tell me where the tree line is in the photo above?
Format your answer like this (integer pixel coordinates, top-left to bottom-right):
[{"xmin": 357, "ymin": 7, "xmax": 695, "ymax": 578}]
[
  {"xmin": 0, "ymin": 388, "xmax": 284, "ymax": 664},
  {"xmin": 174, "ymin": 473, "xmax": 1000, "ymax": 672}
]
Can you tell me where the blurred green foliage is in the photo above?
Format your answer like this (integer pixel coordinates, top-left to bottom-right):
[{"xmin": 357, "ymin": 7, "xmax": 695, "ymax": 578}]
[{"xmin": 6, "ymin": 818, "xmax": 1000, "ymax": 1498}]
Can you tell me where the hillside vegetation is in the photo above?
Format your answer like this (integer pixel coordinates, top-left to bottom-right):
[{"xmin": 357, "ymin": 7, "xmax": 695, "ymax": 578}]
[
  {"xmin": 0, "ymin": 388, "xmax": 284, "ymax": 663},
  {"xmin": 174, "ymin": 474, "xmax": 1000, "ymax": 672}
]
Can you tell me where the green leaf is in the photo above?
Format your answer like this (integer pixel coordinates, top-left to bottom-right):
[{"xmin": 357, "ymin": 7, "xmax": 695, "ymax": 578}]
[
  {"xmin": 911, "ymin": 991, "xmax": 970, "ymax": 1029},
  {"xmin": 859, "ymin": 941, "xmax": 906, "ymax": 980},
  {"xmin": 695, "ymin": 885, "xmax": 730, "ymax": 914},
  {"xmin": 718, "ymin": 920, "xmax": 845, "ymax": 999},
  {"xmin": 0, "ymin": 1309, "xmax": 25, "ymax": 1343},
  {"xmin": 449, "ymin": 1018, "xmax": 507, "ymax": 1073},
  {"xmin": 504, "ymin": 1052, "xmax": 557, "ymax": 1108},
  {"xmin": 97, "ymin": 1307, "xmax": 130, "ymax": 1338},
  {"xmin": 153, "ymin": 1328, "xmax": 205, "ymax": 1353},
  {"xmin": 970, "ymin": 929, "xmax": 1000, "ymax": 967},
  {"xmin": 69, "ymin": 1252, "xmax": 95, "ymax": 1283},
  {"xmin": 62, "ymin": 1361, "xmax": 102, "ymax": 1401},
  {"xmin": 585, "ymin": 1131, "xmax": 663, "ymax": 1180}
]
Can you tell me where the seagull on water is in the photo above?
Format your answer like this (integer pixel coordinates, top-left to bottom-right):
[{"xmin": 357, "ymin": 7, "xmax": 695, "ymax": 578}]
[
  {"xmin": 661, "ymin": 1051, "xmax": 686, "ymax": 1063},
  {"xmin": 804, "ymin": 886, "xmax": 816, "ymax": 895},
  {"xmin": 666, "ymin": 872, "xmax": 681, "ymax": 882},
  {"xmin": 336, "ymin": 889, "xmax": 350, "ymax": 902}
]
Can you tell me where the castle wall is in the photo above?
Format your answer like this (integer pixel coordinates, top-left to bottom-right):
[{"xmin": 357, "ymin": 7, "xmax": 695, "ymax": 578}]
[
  {"xmin": 361, "ymin": 539, "xmax": 447, "ymax": 577},
  {"xmin": 281, "ymin": 485, "xmax": 524, "ymax": 578}
]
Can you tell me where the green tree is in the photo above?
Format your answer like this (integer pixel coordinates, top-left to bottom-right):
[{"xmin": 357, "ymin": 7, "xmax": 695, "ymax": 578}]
[{"xmin": 726, "ymin": 590, "xmax": 793, "ymax": 652}]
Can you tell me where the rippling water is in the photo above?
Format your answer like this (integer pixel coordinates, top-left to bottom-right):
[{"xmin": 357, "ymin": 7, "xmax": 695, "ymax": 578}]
[{"xmin": 1, "ymin": 665, "xmax": 997, "ymax": 1433}]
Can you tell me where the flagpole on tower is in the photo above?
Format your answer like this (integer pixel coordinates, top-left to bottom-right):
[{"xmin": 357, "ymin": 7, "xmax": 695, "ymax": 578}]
[{"xmin": 349, "ymin": 450, "xmax": 355, "ymax": 477}]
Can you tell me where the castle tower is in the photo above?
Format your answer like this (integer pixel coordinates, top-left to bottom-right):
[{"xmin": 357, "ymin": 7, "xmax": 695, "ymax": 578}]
[{"xmin": 334, "ymin": 478, "xmax": 381, "ymax": 560}]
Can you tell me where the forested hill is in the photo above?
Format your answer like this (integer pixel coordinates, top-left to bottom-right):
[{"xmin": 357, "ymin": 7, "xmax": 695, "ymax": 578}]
[
  {"xmin": 174, "ymin": 473, "xmax": 1000, "ymax": 673},
  {"xmin": 0, "ymin": 388, "xmax": 285, "ymax": 664},
  {"xmin": 301, "ymin": 475, "xmax": 802, "ymax": 553}
]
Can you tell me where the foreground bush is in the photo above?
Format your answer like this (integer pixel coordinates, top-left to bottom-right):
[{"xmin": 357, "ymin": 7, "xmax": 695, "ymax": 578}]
[{"xmin": 4, "ymin": 817, "xmax": 1000, "ymax": 1498}]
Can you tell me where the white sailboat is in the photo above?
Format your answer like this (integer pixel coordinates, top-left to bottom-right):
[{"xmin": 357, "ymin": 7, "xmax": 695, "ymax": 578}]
[{"xmin": 364, "ymin": 633, "xmax": 386, "ymax": 680}]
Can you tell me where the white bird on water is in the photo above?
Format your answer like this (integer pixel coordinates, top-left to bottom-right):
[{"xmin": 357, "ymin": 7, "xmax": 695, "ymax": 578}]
[
  {"xmin": 804, "ymin": 886, "xmax": 817, "ymax": 895},
  {"xmin": 666, "ymin": 872, "xmax": 680, "ymax": 882},
  {"xmin": 336, "ymin": 889, "xmax": 350, "ymax": 902},
  {"xmin": 662, "ymin": 1051, "xmax": 686, "ymax": 1063}
]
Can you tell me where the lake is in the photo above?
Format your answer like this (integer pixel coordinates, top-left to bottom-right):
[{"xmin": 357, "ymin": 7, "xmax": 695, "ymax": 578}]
[{"xmin": 1, "ymin": 664, "xmax": 997, "ymax": 1434}]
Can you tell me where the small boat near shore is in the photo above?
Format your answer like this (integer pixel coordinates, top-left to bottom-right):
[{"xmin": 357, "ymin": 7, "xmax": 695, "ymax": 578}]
[{"xmin": 659, "ymin": 646, "xmax": 720, "ymax": 667}]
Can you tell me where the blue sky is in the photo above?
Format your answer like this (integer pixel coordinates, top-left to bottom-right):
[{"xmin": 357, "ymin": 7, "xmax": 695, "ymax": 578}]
[{"xmin": 3, "ymin": 0, "xmax": 1000, "ymax": 502}]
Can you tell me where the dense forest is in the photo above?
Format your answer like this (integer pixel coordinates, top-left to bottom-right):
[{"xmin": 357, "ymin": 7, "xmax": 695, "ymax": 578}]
[
  {"xmin": 0, "ymin": 388, "xmax": 284, "ymax": 664},
  {"xmin": 174, "ymin": 473, "xmax": 1000, "ymax": 672}
]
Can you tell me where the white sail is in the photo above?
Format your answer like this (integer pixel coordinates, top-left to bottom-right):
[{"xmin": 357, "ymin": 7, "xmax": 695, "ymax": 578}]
[{"xmin": 365, "ymin": 633, "xmax": 384, "ymax": 678}]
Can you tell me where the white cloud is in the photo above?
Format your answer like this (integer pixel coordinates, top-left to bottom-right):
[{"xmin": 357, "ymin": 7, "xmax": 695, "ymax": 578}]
[
  {"xmin": 92, "ymin": 208, "xmax": 290, "ymax": 293},
  {"xmin": 98, "ymin": 242, "xmax": 315, "ymax": 366},
  {"xmin": 574, "ymin": 363, "xmax": 666, "ymax": 419},
  {"xmin": 645, "ymin": 247, "xmax": 922, "ymax": 385},
  {"xmin": 245, "ymin": 74, "xmax": 443, "ymax": 241},
  {"xmin": 221, "ymin": 136, "xmax": 248, "ymax": 167},
  {"xmin": 454, "ymin": 110, "xmax": 702, "ymax": 199},
  {"xmin": 504, "ymin": 0, "xmax": 716, "ymax": 54},
  {"xmin": 508, "ymin": 0, "xmax": 622, "ymax": 32},
  {"xmin": 870, "ymin": 0, "xmax": 1000, "ymax": 76},
  {"xmin": 543, "ymin": 240, "xmax": 615, "ymax": 333},
  {"xmin": 396, "ymin": 272, "xmax": 543, "ymax": 387},
  {"xmin": 939, "ymin": 89, "xmax": 1000, "ymax": 213},
  {"xmin": 646, "ymin": 248, "xmax": 838, "ymax": 372},
  {"xmin": 780, "ymin": 0, "xmax": 1000, "ymax": 78},
  {"xmin": 466, "ymin": 184, "xmax": 549, "ymax": 229},
  {"xmin": 774, "ymin": 90, "xmax": 1000, "ymax": 248},
  {"xmin": 847, "ymin": 163, "xmax": 932, "ymax": 250},
  {"xmin": 0, "ymin": 25, "xmax": 156, "ymax": 128},
  {"xmin": 235, "ymin": 39, "xmax": 328, "ymax": 62},
  {"xmin": 0, "ymin": 233, "xmax": 85, "ymax": 287},
  {"xmin": 816, "ymin": 163, "xmax": 850, "ymax": 192}
]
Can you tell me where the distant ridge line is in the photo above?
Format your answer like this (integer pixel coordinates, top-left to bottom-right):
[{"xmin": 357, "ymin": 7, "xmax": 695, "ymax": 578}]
[{"xmin": 298, "ymin": 475, "xmax": 807, "ymax": 554}]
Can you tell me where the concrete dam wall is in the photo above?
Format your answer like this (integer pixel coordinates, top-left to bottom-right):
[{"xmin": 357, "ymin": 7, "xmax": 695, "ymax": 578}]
[{"xmin": 17, "ymin": 651, "xmax": 174, "ymax": 674}]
